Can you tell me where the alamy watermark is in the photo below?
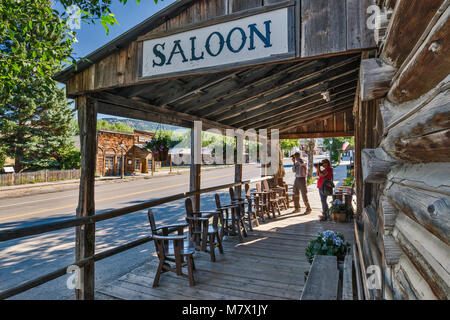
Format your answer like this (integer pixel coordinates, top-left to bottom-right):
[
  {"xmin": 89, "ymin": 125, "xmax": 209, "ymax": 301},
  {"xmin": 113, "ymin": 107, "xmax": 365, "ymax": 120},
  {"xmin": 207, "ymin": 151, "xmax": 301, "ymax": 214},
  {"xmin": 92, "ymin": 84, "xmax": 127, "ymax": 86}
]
[
  {"xmin": 366, "ymin": 265, "xmax": 382, "ymax": 290},
  {"xmin": 170, "ymin": 121, "xmax": 280, "ymax": 175},
  {"xmin": 66, "ymin": 265, "xmax": 81, "ymax": 290}
]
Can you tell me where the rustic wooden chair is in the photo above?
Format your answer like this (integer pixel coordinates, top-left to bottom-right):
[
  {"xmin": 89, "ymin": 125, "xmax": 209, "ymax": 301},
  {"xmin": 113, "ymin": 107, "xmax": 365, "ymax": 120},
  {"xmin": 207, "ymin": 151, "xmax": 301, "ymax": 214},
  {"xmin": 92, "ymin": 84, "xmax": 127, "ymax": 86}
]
[
  {"xmin": 276, "ymin": 178, "xmax": 291, "ymax": 209},
  {"xmin": 243, "ymin": 183, "xmax": 260, "ymax": 228},
  {"xmin": 262, "ymin": 179, "xmax": 282, "ymax": 216},
  {"xmin": 229, "ymin": 187, "xmax": 258, "ymax": 231},
  {"xmin": 185, "ymin": 198, "xmax": 224, "ymax": 262},
  {"xmin": 252, "ymin": 183, "xmax": 272, "ymax": 221},
  {"xmin": 270, "ymin": 178, "xmax": 289, "ymax": 210},
  {"xmin": 214, "ymin": 193, "xmax": 247, "ymax": 242},
  {"xmin": 147, "ymin": 209, "xmax": 196, "ymax": 287}
]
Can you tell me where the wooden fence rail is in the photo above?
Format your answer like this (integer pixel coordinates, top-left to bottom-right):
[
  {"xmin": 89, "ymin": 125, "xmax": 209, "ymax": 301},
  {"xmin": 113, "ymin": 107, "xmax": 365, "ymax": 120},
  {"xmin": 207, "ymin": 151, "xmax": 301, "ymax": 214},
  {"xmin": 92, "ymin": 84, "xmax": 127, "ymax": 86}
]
[
  {"xmin": 0, "ymin": 176, "xmax": 272, "ymax": 300},
  {"xmin": 0, "ymin": 169, "xmax": 81, "ymax": 187}
]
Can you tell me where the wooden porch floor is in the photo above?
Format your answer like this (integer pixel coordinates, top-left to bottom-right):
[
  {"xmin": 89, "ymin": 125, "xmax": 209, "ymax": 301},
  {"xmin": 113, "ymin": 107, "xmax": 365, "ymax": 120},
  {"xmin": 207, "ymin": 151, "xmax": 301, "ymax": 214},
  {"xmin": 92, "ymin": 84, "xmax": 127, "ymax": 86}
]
[{"xmin": 96, "ymin": 204, "xmax": 354, "ymax": 300}]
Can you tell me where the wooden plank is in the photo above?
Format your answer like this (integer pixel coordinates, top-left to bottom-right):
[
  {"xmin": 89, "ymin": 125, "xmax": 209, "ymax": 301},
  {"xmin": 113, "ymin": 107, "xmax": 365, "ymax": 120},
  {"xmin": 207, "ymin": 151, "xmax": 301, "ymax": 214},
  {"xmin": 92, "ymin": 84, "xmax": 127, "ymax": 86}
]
[
  {"xmin": 190, "ymin": 122, "xmax": 201, "ymax": 212},
  {"xmin": 300, "ymin": 255, "xmax": 339, "ymax": 300},
  {"xmin": 346, "ymin": 0, "xmax": 377, "ymax": 50},
  {"xmin": 360, "ymin": 58, "xmax": 397, "ymax": 101},
  {"xmin": 342, "ymin": 254, "xmax": 354, "ymax": 300},
  {"xmin": 382, "ymin": 0, "xmax": 445, "ymax": 68},
  {"xmin": 388, "ymin": 4, "xmax": 450, "ymax": 103},
  {"xmin": 75, "ymin": 96, "xmax": 97, "ymax": 300},
  {"xmin": 301, "ymin": 0, "xmax": 347, "ymax": 57}
]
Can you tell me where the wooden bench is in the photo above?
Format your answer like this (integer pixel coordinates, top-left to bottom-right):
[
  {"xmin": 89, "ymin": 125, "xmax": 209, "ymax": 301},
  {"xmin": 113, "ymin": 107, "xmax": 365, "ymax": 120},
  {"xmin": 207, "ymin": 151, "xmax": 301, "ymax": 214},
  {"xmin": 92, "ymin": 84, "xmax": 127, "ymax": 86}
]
[{"xmin": 300, "ymin": 254, "xmax": 354, "ymax": 300}]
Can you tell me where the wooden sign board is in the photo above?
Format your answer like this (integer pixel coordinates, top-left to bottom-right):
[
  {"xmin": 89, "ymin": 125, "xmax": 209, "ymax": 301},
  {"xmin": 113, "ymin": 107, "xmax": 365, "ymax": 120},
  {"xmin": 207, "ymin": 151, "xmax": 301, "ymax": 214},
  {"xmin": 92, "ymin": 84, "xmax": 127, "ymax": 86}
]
[{"xmin": 140, "ymin": 4, "xmax": 296, "ymax": 80}]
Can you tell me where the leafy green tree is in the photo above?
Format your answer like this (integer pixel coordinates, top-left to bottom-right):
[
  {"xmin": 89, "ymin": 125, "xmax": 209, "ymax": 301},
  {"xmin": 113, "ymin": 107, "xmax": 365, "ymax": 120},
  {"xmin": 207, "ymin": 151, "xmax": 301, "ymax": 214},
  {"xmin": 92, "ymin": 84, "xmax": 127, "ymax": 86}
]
[
  {"xmin": 0, "ymin": 146, "xmax": 6, "ymax": 169},
  {"xmin": 0, "ymin": 79, "xmax": 77, "ymax": 171},
  {"xmin": 1, "ymin": 0, "xmax": 159, "ymax": 101},
  {"xmin": 0, "ymin": 0, "xmax": 75, "ymax": 104}
]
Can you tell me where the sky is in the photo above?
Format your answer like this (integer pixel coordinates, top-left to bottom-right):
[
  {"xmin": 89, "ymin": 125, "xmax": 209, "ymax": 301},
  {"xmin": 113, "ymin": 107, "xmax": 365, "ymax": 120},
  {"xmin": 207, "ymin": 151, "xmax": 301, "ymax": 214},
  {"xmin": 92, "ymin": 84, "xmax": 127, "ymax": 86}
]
[
  {"xmin": 54, "ymin": 0, "xmax": 176, "ymax": 120},
  {"xmin": 60, "ymin": 0, "xmax": 176, "ymax": 59}
]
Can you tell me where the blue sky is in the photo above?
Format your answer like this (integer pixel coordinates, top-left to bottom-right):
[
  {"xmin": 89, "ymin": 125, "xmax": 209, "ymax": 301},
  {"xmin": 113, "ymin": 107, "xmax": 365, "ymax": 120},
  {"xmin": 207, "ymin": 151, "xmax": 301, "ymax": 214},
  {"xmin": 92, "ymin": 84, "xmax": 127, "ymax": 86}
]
[{"xmin": 64, "ymin": 0, "xmax": 176, "ymax": 59}]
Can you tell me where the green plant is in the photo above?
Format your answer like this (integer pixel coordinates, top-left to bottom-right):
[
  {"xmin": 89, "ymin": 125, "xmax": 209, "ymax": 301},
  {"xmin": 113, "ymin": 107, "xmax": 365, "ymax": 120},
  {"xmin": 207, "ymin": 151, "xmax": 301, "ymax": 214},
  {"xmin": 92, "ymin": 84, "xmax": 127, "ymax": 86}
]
[
  {"xmin": 144, "ymin": 134, "xmax": 169, "ymax": 155},
  {"xmin": 305, "ymin": 230, "xmax": 350, "ymax": 264},
  {"xmin": 343, "ymin": 176, "xmax": 354, "ymax": 186},
  {"xmin": 307, "ymin": 176, "xmax": 315, "ymax": 185}
]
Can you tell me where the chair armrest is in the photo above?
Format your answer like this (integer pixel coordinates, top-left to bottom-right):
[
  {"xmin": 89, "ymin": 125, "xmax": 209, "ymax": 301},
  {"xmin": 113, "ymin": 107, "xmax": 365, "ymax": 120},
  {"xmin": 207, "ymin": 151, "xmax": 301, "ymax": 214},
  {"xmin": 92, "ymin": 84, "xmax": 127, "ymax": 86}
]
[
  {"xmin": 186, "ymin": 216, "xmax": 209, "ymax": 221},
  {"xmin": 152, "ymin": 234, "xmax": 187, "ymax": 241},
  {"xmin": 155, "ymin": 223, "xmax": 188, "ymax": 231}
]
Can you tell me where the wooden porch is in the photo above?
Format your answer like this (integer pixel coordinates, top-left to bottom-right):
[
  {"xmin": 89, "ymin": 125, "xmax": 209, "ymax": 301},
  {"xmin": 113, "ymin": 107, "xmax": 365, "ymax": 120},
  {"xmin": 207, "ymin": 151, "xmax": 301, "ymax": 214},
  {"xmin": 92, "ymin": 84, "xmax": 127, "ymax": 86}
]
[{"xmin": 96, "ymin": 193, "xmax": 354, "ymax": 300}]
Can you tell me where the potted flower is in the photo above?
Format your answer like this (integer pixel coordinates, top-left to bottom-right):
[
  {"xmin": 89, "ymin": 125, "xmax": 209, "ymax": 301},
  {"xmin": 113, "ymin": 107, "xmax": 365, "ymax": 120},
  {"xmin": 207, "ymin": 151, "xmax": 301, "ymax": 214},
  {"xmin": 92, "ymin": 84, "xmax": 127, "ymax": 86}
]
[
  {"xmin": 327, "ymin": 199, "xmax": 353, "ymax": 222},
  {"xmin": 305, "ymin": 230, "xmax": 350, "ymax": 264},
  {"xmin": 144, "ymin": 135, "xmax": 169, "ymax": 161}
]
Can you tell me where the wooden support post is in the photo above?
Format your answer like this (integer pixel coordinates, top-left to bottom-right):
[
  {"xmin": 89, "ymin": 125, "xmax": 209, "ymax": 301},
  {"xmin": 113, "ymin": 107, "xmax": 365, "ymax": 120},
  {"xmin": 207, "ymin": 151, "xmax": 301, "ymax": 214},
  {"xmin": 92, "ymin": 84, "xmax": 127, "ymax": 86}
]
[
  {"xmin": 190, "ymin": 121, "xmax": 201, "ymax": 212},
  {"xmin": 234, "ymin": 136, "xmax": 243, "ymax": 196},
  {"xmin": 75, "ymin": 96, "xmax": 97, "ymax": 300},
  {"xmin": 359, "ymin": 58, "xmax": 397, "ymax": 101}
]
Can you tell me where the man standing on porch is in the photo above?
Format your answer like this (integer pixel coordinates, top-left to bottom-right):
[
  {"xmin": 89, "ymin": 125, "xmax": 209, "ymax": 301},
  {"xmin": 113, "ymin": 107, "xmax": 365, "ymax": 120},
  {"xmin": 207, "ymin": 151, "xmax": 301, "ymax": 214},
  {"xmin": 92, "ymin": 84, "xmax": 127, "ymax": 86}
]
[{"xmin": 292, "ymin": 152, "xmax": 312, "ymax": 214}]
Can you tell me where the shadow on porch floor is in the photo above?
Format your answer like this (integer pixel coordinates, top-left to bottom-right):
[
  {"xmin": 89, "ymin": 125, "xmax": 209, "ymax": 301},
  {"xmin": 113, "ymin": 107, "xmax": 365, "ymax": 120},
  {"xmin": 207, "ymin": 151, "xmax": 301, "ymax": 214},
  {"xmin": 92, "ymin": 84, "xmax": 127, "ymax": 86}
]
[{"xmin": 95, "ymin": 205, "xmax": 354, "ymax": 300}]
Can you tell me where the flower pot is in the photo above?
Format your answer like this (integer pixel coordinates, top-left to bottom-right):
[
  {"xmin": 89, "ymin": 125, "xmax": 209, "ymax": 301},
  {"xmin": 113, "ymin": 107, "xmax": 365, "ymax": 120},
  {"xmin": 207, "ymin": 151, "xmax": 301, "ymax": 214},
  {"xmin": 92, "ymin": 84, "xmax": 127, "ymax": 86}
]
[{"xmin": 331, "ymin": 212, "xmax": 347, "ymax": 222}]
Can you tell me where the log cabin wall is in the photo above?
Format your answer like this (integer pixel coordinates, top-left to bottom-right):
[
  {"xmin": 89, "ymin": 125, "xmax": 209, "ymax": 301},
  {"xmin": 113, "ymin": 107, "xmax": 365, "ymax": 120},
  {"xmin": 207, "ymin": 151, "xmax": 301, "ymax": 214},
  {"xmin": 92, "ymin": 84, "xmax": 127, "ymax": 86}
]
[{"xmin": 357, "ymin": 0, "xmax": 450, "ymax": 300}]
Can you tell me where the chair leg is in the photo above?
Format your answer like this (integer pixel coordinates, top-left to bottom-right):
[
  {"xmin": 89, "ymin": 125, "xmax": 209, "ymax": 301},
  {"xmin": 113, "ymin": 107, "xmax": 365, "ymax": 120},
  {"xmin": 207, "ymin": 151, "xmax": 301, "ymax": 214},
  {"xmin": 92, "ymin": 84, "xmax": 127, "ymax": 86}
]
[
  {"xmin": 153, "ymin": 260, "xmax": 164, "ymax": 287},
  {"xmin": 247, "ymin": 213, "xmax": 254, "ymax": 231},
  {"xmin": 216, "ymin": 232, "xmax": 224, "ymax": 254},
  {"xmin": 186, "ymin": 255, "xmax": 195, "ymax": 286},
  {"xmin": 209, "ymin": 234, "xmax": 216, "ymax": 262}
]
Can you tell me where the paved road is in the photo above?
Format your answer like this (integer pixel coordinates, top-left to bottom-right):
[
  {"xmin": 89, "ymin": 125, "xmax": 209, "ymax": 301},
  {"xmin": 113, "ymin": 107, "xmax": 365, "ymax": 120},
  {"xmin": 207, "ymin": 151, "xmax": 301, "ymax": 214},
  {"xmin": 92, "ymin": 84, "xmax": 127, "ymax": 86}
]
[
  {"xmin": 0, "ymin": 163, "xmax": 266, "ymax": 299},
  {"xmin": 0, "ymin": 158, "xmax": 348, "ymax": 299}
]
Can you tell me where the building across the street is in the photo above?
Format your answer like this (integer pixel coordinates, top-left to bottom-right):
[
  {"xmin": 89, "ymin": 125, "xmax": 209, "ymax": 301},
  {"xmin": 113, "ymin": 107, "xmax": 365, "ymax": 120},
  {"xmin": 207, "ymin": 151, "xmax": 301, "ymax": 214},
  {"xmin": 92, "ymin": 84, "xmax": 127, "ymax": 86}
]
[{"xmin": 96, "ymin": 129, "xmax": 155, "ymax": 176}]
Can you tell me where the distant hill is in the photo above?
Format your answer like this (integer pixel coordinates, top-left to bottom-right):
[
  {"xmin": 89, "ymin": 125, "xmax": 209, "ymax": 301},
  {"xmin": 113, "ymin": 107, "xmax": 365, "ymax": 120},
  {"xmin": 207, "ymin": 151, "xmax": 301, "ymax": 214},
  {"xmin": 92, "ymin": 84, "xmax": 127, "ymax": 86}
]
[{"xmin": 100, "ymin": 118, "xmax": 187, "ymax": 133}]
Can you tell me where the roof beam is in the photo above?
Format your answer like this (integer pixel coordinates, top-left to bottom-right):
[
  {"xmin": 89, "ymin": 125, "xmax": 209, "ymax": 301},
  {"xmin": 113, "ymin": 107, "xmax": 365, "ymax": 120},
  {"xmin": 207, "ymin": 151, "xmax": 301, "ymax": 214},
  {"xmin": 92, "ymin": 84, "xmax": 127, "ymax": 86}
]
[
  {"xmin": 179, "ymin": 60, "xmax": 317, "ymax": 114},
  {"xmin": 227, "ymin": 73, "xmax": 358, "ymax": 128},
  {"xmin": 248, "ymin": 90, "xmax": 356, "ymax": 129},
  {"xmin": 207, "ymin": 55, "xmax": 360, "ymax": 120},
  {"xmin": 92, "ymin": 91, "xmax": 235, "ymax": 132},
  {"xmin": 276, "ymin": 103, "xmax": 354, "ymax": 132}
]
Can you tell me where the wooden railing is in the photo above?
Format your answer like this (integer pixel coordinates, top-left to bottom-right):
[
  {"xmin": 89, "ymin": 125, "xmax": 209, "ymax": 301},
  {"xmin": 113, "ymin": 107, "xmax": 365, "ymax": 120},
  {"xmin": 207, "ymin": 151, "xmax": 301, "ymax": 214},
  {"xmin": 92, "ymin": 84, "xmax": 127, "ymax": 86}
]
[
  {"xmin": 0, "ymin": 169, "xmax": 81, "ymax": 187},
  {"xmin": 0, "ymin": 176, "xmax": 273, "ymax": 300}
]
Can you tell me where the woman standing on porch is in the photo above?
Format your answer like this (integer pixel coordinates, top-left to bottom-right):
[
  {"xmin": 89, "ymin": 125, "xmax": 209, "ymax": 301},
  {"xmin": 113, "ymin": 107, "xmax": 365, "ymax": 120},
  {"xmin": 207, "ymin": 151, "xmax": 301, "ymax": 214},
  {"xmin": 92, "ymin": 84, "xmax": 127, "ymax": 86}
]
[{"xmin": 317, "ymin": 159, "xmax": 333, "ymax": 220}]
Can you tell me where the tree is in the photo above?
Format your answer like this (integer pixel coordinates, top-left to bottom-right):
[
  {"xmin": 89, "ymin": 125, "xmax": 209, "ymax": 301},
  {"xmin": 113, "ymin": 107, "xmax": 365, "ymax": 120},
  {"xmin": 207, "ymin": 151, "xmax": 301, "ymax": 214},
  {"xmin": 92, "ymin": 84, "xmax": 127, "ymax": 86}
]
[
  {"xmin": 1, "ymin": 0, "xmax": 159, "ymax": 101},
  {"xmin": 307, "ymin": 138, "xmax": 315, "ymax": 180},
  {"xmin": 280, "ymin": 139, "xmax": 299, "ymax": 157},
  {"xmin": 0, "ymin": 0, "xmax": 74, "ymax": 104},
  {"xmin": 0, "ymin": 79, "xmax": 77, "ymax": 171}
]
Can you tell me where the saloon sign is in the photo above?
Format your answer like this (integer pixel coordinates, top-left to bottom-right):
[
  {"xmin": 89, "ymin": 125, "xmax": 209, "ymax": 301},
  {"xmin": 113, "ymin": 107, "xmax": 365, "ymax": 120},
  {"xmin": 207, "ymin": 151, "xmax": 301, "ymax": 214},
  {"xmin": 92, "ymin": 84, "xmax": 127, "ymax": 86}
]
[{"xmin": 141, "ymin": 7, "xmax": 292, "ymax": 79}]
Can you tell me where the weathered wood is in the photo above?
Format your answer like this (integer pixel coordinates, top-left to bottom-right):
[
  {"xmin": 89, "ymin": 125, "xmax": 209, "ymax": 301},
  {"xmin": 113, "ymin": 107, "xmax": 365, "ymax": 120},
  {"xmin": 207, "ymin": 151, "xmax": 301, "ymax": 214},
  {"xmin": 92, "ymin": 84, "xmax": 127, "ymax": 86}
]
[
  {"xmin": 93, "ymin": 91, "xmax": 236, "ymax": 132},
  {"xmin": 347, "ymin": 0, "xmax": 377, "ymax": 50},
  {"xmin": 342, "ymin": 254, "xmax": 354, "ymax": 300},
  {"xmin": 361, "ymin": 148, "xmax": 397, "ymax": 184},
  {"xmin": 300, "ymin": 255, "xmax": 339, "ymax": 300},
  {"xmin": 359, "ymin": 58, "xmax": 397, "ymax": 101},
  {"xmin": 393, "ymin": 212, "xmax": 450, "ymax": 300},
  {"xmin": 382, "ymin": 0, "xmax": 445, "ymax": 68},
  {"xmin": 386, "ymin": 183, "xmax": 450, "ymax": 246},
  {"xmin": 383, "ymin": 234, "xmax": 401, "ymax": 266},
  {"xmin": 301, "ymin": 0, "xmax": 347, "ymax": 57},
  {"xmin": 279, "ymin": 131, "xmax": 354, "ymax": 139},
  {"xmin": 387, "ymin": 4, "xmax": 450, "ymax": 104},
  {"xmin": 75, "ymin": 96, "xmax": 97, "ymax": 300},
  {"xmin": 379, "ymin": 195, "xmax": 398, "ymax": 233},
  {"xmin": 190, "ymin": 122, "xmax": 201, "ymax": 212},
  {"xmin": 381, "ymin": 86, "xmax": 450, "ymax": 162}
]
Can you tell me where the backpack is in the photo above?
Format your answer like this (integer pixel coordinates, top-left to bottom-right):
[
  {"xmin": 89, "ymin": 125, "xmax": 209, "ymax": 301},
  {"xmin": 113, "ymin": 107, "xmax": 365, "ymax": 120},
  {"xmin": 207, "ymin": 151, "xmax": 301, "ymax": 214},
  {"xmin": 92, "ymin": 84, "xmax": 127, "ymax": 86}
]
[{"xmin": 322, "ymin": 178, "xmax": 335, "ymax": 196}]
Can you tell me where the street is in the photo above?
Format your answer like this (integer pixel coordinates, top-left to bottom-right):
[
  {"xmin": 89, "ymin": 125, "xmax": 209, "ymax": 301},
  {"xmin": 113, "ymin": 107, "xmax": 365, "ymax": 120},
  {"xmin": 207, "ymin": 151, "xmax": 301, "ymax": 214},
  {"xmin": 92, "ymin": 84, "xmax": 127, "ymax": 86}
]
[{"xmin": 0, "ymin": 158, "xmax": 348, "ymax": 299}]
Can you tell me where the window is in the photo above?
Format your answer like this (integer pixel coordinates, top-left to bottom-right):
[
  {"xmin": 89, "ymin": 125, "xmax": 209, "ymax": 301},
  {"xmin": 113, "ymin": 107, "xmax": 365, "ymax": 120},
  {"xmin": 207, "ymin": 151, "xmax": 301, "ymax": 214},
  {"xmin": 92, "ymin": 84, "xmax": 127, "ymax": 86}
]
[
  {"xmin": 134, "ymin": 159, "xmax": 140, "ymax": 171},
  {"xmin": 105, "ymin": 156, "xmax": 114, "ymax": 170}
]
